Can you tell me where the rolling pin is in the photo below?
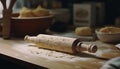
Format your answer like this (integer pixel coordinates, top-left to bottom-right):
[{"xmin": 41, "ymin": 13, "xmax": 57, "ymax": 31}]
[{"xmin": 24, "ymin": 34, "xmax": 97, "ymax": 54}]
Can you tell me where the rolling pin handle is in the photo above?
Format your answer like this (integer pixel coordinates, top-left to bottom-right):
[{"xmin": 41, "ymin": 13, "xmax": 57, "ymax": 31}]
[
  {"xmin": 88, "ymin": 44, "xmax": 97, "ymax": 53},
  {"xmin": 78, "ymin": 43, "xmax": 97, "ymax": 53}
]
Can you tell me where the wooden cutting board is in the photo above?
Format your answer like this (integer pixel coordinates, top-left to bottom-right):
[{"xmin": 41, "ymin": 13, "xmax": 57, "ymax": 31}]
[{"xmin": 0, "ymin": 38, "xmax": 120, "ymax": 69}]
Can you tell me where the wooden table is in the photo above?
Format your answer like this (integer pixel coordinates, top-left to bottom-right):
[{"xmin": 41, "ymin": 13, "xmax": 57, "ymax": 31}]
[{"xmin": 0, "ymin": 37, "xmax": 120, "ymax": 69}]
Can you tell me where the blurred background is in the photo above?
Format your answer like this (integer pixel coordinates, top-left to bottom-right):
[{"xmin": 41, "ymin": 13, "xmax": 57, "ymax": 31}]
[{"xmin": 0, "ymin": 0, "xmax": 119, "ymax": 26}]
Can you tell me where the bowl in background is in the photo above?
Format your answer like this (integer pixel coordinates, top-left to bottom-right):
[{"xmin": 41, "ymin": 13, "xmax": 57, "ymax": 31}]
[
  {"xmin": 95, "ymin": 29, "xmax": 120, "ymax": 43},
  {"xmin": 11, "ymin": 13, "xmax": 54, "ymax": 37}
]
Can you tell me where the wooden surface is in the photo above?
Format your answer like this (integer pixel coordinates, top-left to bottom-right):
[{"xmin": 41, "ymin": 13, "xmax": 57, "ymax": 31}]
[{"xmin": 0, "ymin": 37, "xmax": 120, "ymax": 69}]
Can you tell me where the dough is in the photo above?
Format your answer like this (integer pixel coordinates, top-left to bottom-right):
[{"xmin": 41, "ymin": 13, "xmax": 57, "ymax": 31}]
[
  {"xmin": 18, "ymin": 6, "xmax": 50, "ymax": 18},
  {"xmin": 19, "ymin": 7, "xmax": 34, "ymax": 18},
  {"xmin": 99, "ymin": 26, "xmax": 120, "ymax": 33},
  {"xmin": 32, "ymin": 6, "xmax": 50, "ymax": 17},
  {"xmin": 75, "ymin": 27, "xmax": 92, "ymax": 36}
]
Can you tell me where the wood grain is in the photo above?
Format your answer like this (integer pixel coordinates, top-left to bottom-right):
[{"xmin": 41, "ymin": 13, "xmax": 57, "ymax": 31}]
[{"xmin": 0, "ymin": 38, "xmax": 119, "ymax": 69}]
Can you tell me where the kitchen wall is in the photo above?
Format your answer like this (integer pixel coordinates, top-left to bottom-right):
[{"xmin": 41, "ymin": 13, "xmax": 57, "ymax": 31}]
[
  {"xmin": 61, "ymin": 0, "xmax": 118, "ymax": 25},
  {"xmin": 0, "ymin": 0, "xmax": 119, "ymax": 25}
]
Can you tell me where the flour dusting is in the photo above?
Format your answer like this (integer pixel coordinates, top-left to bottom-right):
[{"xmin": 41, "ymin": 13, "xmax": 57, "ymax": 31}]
[{"xmin": 12, "ymin": 43, "xmax": 91, "ymax": 62}]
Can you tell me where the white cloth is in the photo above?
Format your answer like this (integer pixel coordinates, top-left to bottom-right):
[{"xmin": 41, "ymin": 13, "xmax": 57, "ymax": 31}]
[
  {"xmin": 115, "ymin": 44, "xmax": 120, "ymax": 49},
  {"xmin": 101, "ymin": 57, "xmax": 120, "ymax": 69}
]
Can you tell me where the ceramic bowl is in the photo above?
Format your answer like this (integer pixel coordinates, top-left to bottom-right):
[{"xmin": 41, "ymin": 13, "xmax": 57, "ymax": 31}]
[
  {"xmin": 11, "ymin": 13, "xmax": 54, "ymax": 37},
  {"xmin": 95, "ymin": 29, "xmax": 120, "ymax": 43}
]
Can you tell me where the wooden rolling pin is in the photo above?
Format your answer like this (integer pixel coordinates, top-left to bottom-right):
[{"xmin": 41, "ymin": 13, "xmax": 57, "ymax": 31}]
[{"xmin": 24, "ymin": 34, "xmax": 97, "ymax": 53}]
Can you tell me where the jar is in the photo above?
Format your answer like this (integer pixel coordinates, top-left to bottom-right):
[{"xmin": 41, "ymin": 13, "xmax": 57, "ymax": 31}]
[{"xmin": 115, "ymin": 17, "xmax": 120, "ymax": 27}]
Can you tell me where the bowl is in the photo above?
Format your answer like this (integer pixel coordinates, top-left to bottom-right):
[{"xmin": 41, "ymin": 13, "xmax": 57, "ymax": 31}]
[
  {"xmin": 11, "ymin": 13, "xmax": 54, "ymax": 37},
  {"xmin": 95, "ymin": 29, "xmax": 120, "ymax": 43}
]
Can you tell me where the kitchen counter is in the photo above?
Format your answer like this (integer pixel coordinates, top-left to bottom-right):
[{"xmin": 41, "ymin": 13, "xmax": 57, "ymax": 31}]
[{"xmin": 0, "ymin": 36, "xmax": 120, "ymax": 69}]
